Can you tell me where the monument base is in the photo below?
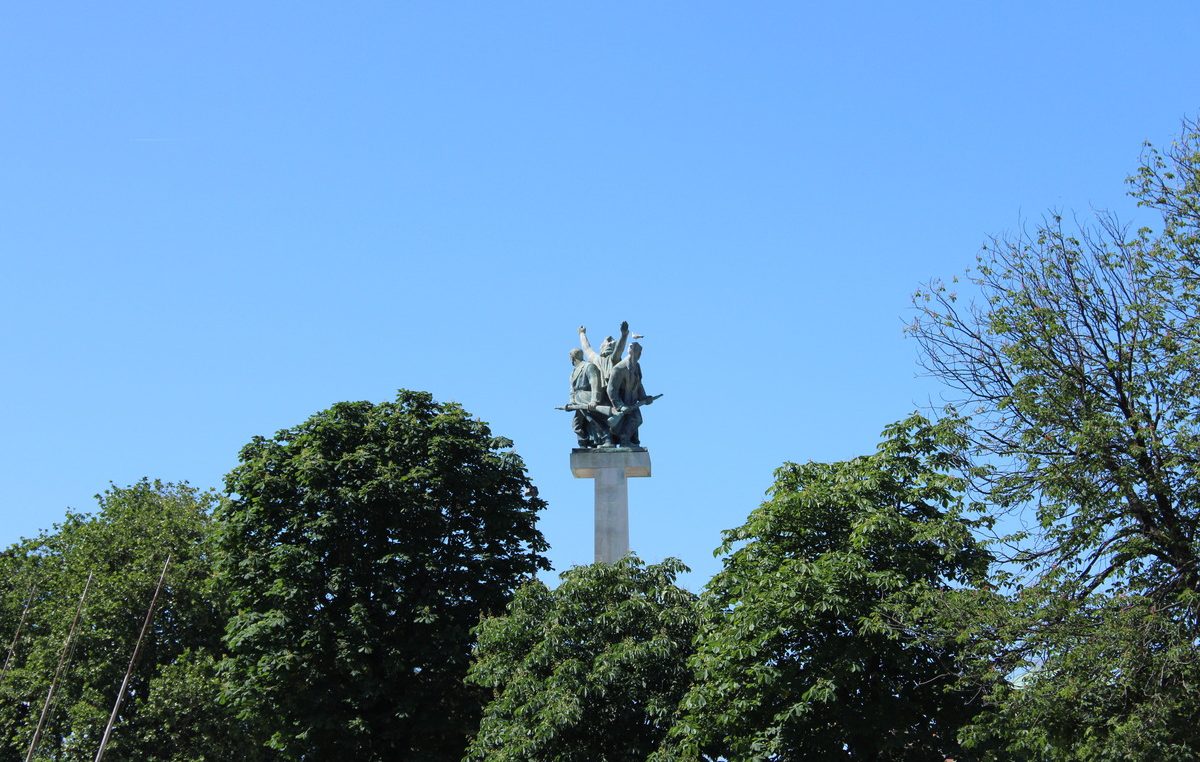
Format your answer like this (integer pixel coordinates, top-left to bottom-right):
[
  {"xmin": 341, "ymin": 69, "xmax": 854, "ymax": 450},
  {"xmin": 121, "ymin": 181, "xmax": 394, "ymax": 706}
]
[{"xmin": 571, "ymin": 448, "xmax": 651, "ymax": 564}]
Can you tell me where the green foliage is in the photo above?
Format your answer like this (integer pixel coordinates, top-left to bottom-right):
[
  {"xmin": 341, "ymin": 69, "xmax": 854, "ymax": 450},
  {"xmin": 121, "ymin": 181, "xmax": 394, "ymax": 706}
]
[
  {"xmin": 1131, "ymin": 114, "xmax": 1200, "ymax": 272},
  {"xmin": 217, "ymin": 389, "xmax": 550, "ymax": 760},
  {"xmin": 0, "ymin": 480, "xmax": 230, "ymax": 761},
  {"xmin": 962, "ymin": 592, "xmax": 1200, "ymax": 761},
  {"xmin": 910, "ymin": 117, "xmax": 1200, "ymax": 599},
  {"xmin": 912, "ymin": 115, "xmax": 1200, "ymax": 758},
  {"xmin": 668, "ymin": 414, "xmax": 991, "ymax": 761},
  {"xmin": 467, "ymin": 556, "xmax": 699, "ymax": 762},
  {"xmin": 122, "ymin": 649, "xmax": 256, "ymax": 762}
]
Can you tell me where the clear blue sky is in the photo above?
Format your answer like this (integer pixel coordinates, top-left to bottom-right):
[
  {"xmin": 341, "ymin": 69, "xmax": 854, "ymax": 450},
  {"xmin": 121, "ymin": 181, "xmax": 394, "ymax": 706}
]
[{"xmin": 2, "ymin": 3, "xmax": 1198, "ymax": 588}]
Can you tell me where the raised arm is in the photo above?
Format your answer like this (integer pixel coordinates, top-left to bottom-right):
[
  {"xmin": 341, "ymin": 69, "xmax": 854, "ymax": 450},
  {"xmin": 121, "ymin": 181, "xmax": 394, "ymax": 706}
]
[
  {"xmin": 579, "ymin": 325, "xmax": 600, "ymax": 363},
  {"xmin": 612, "ymin": 320, "xmax": 630, "ymax": 361}
]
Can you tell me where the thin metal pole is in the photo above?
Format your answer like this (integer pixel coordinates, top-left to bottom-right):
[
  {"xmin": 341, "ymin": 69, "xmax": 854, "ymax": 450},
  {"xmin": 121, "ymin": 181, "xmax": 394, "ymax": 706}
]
[
  {"xmin": 26, "ymin": 572, "xmax": 93, "ymax": 762},
  {"xmin": 94, "ymin": 556, "xmax": 171, "ymax": 762},
  {"xmin": 1, "ymin": 582, "xmax": 37, "ymax": 685}
]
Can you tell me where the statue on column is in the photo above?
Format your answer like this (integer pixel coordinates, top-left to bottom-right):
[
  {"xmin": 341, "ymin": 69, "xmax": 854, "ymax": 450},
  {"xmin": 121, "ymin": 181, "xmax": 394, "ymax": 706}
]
[{"xmin": 560, "ymin": 322, "xmax": 659, "ymax": 448}]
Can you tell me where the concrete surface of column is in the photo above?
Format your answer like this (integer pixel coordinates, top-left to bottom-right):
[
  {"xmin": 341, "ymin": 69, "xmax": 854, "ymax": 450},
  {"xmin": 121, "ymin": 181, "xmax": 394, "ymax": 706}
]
[{"xmin": 570, "ymin": 449, "xmax": 651, "ymax": 563}]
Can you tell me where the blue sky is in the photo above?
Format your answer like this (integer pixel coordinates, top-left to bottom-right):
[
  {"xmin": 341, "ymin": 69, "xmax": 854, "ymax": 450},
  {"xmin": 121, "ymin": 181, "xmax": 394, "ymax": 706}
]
[{"xmin": 2, "ymin": 3, "xmax": 1198, "ymax": 588}]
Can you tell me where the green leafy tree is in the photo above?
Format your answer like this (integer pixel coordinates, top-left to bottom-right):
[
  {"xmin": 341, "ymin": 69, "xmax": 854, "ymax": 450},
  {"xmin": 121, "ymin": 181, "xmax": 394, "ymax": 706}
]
[
  {"xmin": 667, "ymin": 414, "xmax": 991, "ymax": 761},
  {"xmin": 217, "ymin": 390, "xmax": 550, "ymax": 760},
  {"xmin": 0, "ymin": 480, "xmax": 234, "ymax": 761},
  {"xmin": 909, "ymin": 116, "xmax": 1200, "ymax": 601},
  {"xmin": 961, "ymin": 592, "xmax": 1200, "ymax": 761},
  {"xmin": 909, "ymin": 115, "xmax": 1200, "ymax": 758},
  {"xmin": 120, "ymin": 648, "xmax": 259, "ymax": 762},
  {"xmin": 467, "ymin": 556, "xmax": 699, "ymax": 762}
]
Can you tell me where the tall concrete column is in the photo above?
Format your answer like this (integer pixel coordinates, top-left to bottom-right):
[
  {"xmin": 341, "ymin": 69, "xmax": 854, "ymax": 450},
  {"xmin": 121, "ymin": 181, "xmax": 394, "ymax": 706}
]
[{"xmin": 570, "ymin": 449, "xmax": 652, "ymax": 563}]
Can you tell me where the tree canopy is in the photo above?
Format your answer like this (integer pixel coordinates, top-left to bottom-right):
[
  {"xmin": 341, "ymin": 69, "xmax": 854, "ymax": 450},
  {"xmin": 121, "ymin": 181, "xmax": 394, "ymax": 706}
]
[
  {"xmin": 467, "ymin": 556, "xmax": 698, "ymax": 762},
  {"xmin": 217, "ymin": 389, "xmax": 550, "ymax": 760},
  {"xmin": 910, "ymin": 117, "xmax": 1200, "ymax": 600},
  {"xmin": 0, "ymin": 480, "xmax": 232, "ymax": 761},
  {"xmin": 910, "ymin": 116, "xmax": 1200, "ymax": 759},
  {"xmin": 666, "ymin": 414, "xmax": 991, "ymax": 761}
]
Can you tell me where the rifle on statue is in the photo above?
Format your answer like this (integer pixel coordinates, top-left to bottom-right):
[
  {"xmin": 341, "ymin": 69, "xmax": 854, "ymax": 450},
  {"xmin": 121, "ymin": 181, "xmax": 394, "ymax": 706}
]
[{"xmin": 556, "ymin": 394, "xmax": 663, "ymax": 430}]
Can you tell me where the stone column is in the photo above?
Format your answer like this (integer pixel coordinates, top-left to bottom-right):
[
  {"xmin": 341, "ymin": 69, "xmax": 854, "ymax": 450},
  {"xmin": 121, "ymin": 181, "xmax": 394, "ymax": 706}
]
[{"xmin": 570, "ymin": 448, "xmax": 652, "ymax": 564}]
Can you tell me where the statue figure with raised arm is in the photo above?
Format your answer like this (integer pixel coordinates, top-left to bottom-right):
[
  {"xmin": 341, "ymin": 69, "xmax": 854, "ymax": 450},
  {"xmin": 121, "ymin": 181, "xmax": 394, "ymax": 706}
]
[
  {"xmin": 579, "ymin": 321, "xmax": 629, "ymax": 406},
  {"xmin": 567, "ymin": 348, "xmax": 607, "ymax": 448},
  {"xmin": 559, "ymin": 321, "xmax": 659, "ymax": 448},
  {"xmin": 606, "ymin": 341, "xmax": 657, "ymax": 448}
]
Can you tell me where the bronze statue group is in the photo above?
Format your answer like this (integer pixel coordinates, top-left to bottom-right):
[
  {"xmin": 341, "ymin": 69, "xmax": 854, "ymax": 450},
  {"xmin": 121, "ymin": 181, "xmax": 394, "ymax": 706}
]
[{"xmin": 562, "ymin": 321, "xmax": 660, "ymax": 449}]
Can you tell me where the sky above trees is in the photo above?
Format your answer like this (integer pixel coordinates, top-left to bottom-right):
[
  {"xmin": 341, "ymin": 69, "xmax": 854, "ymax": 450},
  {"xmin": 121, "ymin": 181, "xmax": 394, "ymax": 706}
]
[{"xmin": 3, "ymin": 3, "xmax": 1199, "ymax": 588}]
